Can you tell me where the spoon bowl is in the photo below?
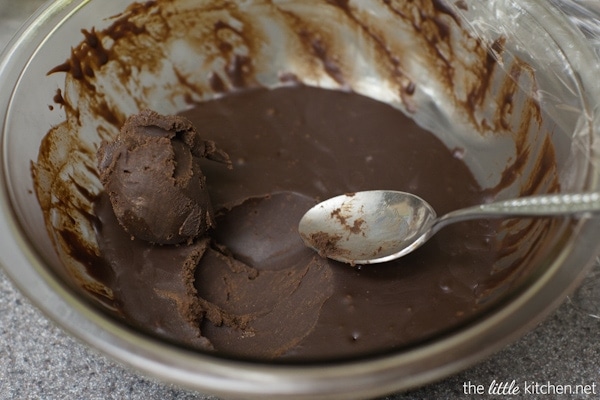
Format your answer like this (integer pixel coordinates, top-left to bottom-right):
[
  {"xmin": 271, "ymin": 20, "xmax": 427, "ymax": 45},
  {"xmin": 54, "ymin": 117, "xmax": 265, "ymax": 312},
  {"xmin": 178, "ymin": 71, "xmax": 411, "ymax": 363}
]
[{"xmin": 298, "ymin": 190, "xmax": 600, "ymax": 264}]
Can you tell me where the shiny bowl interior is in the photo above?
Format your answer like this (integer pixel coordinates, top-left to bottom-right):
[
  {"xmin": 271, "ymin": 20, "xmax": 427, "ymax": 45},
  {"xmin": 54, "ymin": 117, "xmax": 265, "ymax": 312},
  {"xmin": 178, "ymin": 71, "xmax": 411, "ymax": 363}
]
[{"xmin": 1, "ymin": 0, "xmax": 600, "ymax": 398}]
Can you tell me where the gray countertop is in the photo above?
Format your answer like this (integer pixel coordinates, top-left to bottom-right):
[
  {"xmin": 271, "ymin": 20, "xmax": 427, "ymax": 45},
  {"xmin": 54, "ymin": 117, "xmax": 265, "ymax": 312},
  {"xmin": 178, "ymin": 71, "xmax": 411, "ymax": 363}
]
[{"xmin": 1, "ymin": 1, "xmax": 600, "ymax": 399}]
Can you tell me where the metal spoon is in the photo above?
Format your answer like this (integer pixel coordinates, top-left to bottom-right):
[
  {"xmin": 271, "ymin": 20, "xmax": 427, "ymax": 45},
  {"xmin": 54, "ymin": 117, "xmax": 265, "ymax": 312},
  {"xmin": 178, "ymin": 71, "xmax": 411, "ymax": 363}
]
[{"xmin": 298, "ymin": 190, "xmax": 600, "ymax": 265}]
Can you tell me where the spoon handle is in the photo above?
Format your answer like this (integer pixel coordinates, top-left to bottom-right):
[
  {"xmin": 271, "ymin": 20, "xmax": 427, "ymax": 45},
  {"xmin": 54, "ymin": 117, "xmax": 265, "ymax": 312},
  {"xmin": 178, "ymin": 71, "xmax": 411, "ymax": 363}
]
[{"xmin": 435, "ymin": 192, "xmax": 600, "ymax": 231}]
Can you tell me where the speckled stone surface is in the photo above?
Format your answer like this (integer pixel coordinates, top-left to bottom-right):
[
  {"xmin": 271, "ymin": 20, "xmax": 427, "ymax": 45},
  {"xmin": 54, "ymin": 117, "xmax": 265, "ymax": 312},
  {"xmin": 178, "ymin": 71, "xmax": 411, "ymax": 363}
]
[{"xmin": 1, "ymin": 1, "xmax": 600, "ymax": 399}]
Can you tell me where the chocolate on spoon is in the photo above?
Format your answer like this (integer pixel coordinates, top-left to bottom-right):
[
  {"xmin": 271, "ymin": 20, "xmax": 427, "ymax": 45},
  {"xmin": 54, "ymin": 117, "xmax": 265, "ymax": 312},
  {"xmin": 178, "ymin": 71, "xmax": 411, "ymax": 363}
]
[{"xmin": 299, "ymin": 190, "xmax": 600, "ymax": 264}]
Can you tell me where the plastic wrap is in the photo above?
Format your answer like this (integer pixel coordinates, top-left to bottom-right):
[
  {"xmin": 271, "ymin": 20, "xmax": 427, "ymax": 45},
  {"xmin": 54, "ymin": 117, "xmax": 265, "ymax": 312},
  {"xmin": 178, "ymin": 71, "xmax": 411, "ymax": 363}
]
[{"xmin": 553, "ymin": 0, "xmax": 600, "ymax": 57}]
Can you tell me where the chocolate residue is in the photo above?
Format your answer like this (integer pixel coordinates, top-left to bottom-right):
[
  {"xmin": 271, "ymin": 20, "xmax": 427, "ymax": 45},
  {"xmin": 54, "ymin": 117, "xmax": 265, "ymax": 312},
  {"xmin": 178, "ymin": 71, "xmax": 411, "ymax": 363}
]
[
  {"xmin": 331, "ymin": 208, "xmax": 365, "ymax": 235},
  {"xmin": 305, "ymin": 231, "xmax": 346, "ymax": 258}
]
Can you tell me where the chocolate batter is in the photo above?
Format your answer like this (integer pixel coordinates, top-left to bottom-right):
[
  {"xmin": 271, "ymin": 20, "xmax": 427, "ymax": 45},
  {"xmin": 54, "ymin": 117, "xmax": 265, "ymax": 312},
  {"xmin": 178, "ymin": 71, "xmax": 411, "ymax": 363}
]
[{"xmin": 91, "ymin": 85, "xmax": 517, "ymax": 360}]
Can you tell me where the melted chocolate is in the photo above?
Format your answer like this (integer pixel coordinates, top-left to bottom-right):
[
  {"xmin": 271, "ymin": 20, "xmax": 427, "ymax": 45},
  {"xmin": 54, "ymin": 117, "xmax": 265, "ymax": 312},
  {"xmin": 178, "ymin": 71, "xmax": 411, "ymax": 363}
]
[{"xmin": 92, "ymin": 86, "xmax": 514, "ymax": 360}]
